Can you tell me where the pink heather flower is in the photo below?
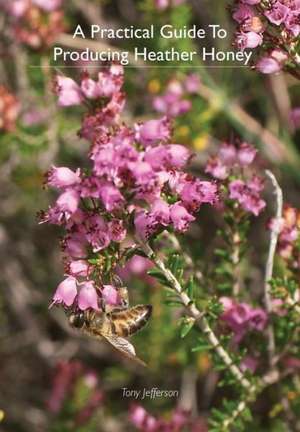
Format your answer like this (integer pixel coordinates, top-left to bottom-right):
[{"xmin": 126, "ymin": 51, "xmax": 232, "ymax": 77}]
[
  {"xmin": 219, "ymin": 143, "xmax": 237, "ymax": 164},
  {"xmin": 275, "ymin": 205, "xmax": 300, "ymax": 259},
  {"xmin": 247, "ymin": 175, "xmax": 264, "ymax": 192},
  {"xmin": 65, "ymin": 233, "xmax": 88, "ymax": 258},
  {"xmin": 84, "ymin": 215, "xmax": 110, "ymax": 252},
  {"xmin": 129, "ymin": 405, "xmax": 159, "ymax": 432},
  {"xmin": 210, "ymin": 142, "xmax": 257, "ymax": 169},
  {"xmin": 69, "ymin": 260, "xmax": 90, "ymax": 277},
  {"xmin": 271, "ymin": 49, "xmax": 289, "ymax": 63},
  {"xmin": 152, "ymin": 79, "xmax": 192, "ymax": 117},
  {"xmin": 272, "ymin": 299, "xmax": 287, "ymax": 317},
  {"xmin": 289, "ymin": 107, "xmax": 300, "ymax": 129},
  {"xmin": 56, "ymin": 76, "xmax": 84, "ymax": 107},
  {"xmin": 150, "ymin": 199, "xmax": 170, "ymax": 226},
  {"xmin": 285, "ymin": 13, "xmax": 300, "ymax": 36},
  {"xmin": 99, "ymin": 183, "xmax": 124, "ymax": 212},
  {"xmin": 165, "ymin": 144, "xmax": 192, "ymax": 168},
  {"xmin": 78, "ymin": 281, "xmax": 99, "ymax": 310},
  {"xmin": 119, "ymin": 255, "xmax": 154, "ymax": 277},
  {"xmin": 53, "ymin": 276, "xmax": 77, "ymax": 307},
  {"xmin": 83, "ymin": 371, "xmax": 98, "ymax": 389},
  {"xmin": 102, "ymin": 285, "xmax": 120, "ymax": 306},
  {"xmin": 41, "ymin": 190, "xmax": 81, "ymax": 225},
  {"xmin": 233, "ymin": 4, "xmax": 255, "ymax": 23},
  {"xmin": 229, "ymin": 178, "xmax": 266, "ymax": 216},
  {"xmin": 32, "ymin": 0, "xmax": 62, "ymax": 11},
  {"xmin": 180, "ymin": 179, "xmax": 218, "ymax": 211},
  {"xmin": 144, "ymin": 144, "xmax": 191, "ymax": 171},
  {"xmin": 137, "ymin": 117, "xmax": 171, "ymax": 146},
  {"xmin": 134, "ymin": 211, "xmax": 157, "ymax": 240},
  {"xmin": 283, "ymin": 357, "xmax": 300, "ymax": 370},
  {"xmin": 220, "ymin": 296, "xmax": 234, "ymax": 310},
  {"xmin": 108, "ymin": 219, "xmax": 127, "ymax": 242},
  {"xmin": 80, "ymin": 77, "xmax": 101, "ymax": 99},
  {"xmin": 229, "ymin": 179, "xmax": 249, "ymax": 200},
  {"xmin": 129, "ymin": 161, "xmax": 155, "ymax": 186},
  {"xmin": 170, "ymin": 409, "xmax": 190, "ymax": 430},
  {"xmin": 129, "ymin": 405, "xmax": 148, "ymax": 429},
  {"xmin": 153, "ymin": 93, "xmax": 191, "ymax": 117},
  {"xmin": 241, "ymin": 356, "xmax": 259, "ymax": 373},
  {"xmin": 280, "ymin": 226, "xmax": 298, "ymax": 243},
  {"xmin": 155, "ymin": 0, "xmax": 185, "ymax": 10},
  {"xmin": 205, "ymin": 157, "xmax": 229, "ymax": 180},
  {"xmin": 248, "ymin": 308, "xmax": 268, "ymax": 330},
  {"xmin": 6, "ymin": 0, "xmax": 28, "ymax": 17},
  {"xmin": 88, "ymin": 230, "xmax": 110, "ymax": 252},
  {"xmin": 236, "ymin": 31, "xmax": 263, "ymax": 49},
  {"xmin": 47, "ymin": 361, "xmax": 82, "ymax": 414},
  {"xmin": 237, "ymin": 142, "xmax": 257, "ymax": 165},
  {"xmin": 265, "ymin": 2, "xmax": 290, "ymax": 25},
  {"xmin": 184, "ymin": 73, "xmax": 201, "ymax": 93},
  {"xmin": 170, "ymin": 202, "xmax": 195, "ymax": 232},
  {"xmin": 220, "ymin": 297, "xmax": 267, "ymax": 343},
  {"xmin": 97, "ymin": 67, "xmax": 124, "ymax": 98},
  {"xmin": 117, "ymin": 256, "xmax": 155, "ymax": 285},
  {"xmin": 22, "ymin": 108, "xmax": 48, "ymax": 126},
  {"xmin": 56, "ymin": 190, "xmax": 80, "ymax": 217},
  {"xmin": 256, "ymin": 56, "xmax": 282, "ymax": 74},
  {"xmin": 47, "ymin": 166, "xmax": 81, "ymax": 188}
]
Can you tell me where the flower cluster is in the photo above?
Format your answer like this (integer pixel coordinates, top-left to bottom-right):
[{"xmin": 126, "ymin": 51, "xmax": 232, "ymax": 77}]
[
  {"xmin": 0, "ymin": 85, "xmax": 20, "ymax": 132},
  {"xmin": 153, "ymin": 75, "xmax": 200, "ymax": 118},
  {"xmin": 220, "ymin": 297, "xmax": 267, "ymax": 343},
  {"xmin": 231, "ymin": 0, "xmax": 300, "ymax": 76},
  {"xmin": 154, "ymin": 0, "xmax": 186, "ymax": 10},
  {"xmin": 117, "ymin": 255, "xmax": 155, "ymax": 285},
  {"xmin": 3, "ymin": 0, "xmax": 64, "ymax": 48},
  {"xmin": 272, "ymin": 205, "xmax": 300, "ymax": 266},
  {"xmin": 205, "ymin": 141, "xmax": 266, "ymax": 216},
  {"xmin": 129, "ymin": 404, "xmax": 207, "ymax": 432},
  {"xmin": 47, "ymin": 360, "xmax": 104, "ymax": 426},
  {"xmin": 41, "ymin": 65, "xmax": 217, "ymax": 312},
  {"xmin": 289, "ymin": 106, "xmax": 300, "ymax": 129}
]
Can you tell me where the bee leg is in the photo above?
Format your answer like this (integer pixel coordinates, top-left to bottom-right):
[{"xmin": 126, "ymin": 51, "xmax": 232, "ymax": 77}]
[{"xmin": 118, "ymin": 286, "xmax": 129, "ymax": 309}]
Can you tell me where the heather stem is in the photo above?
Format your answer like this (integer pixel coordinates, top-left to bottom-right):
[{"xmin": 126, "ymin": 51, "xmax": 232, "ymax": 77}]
[
  {"xmin": 140, "ymin": 241, "xmax": 252, "ymax": 390},
  {"xmin": 264, "ymin": 170, "xmax": 283, "ymax": 367},
  {"xmin": 221, "ymin": 385, "xmax": 257, "ymax": 431},
  {"xmin": 231, "ymin": 231, "xmax": 241, "ymax": 297}
]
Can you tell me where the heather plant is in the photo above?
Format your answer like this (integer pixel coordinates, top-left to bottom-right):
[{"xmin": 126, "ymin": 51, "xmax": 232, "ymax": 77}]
[
  {"xmin": 1, "ymin": 0, "xmax": 65, "ymax": 49},
  {"xmin": 47, "ymin": 361, "xmax": 104, "ymax": 431},
  {"xmin": 0, "ymin": 0, "xmax": 299, "ymax": 431},
  {"xmin": 230, "ymin": 0, "xmax": 300, "ymax": 78},
  {"xmin": 39, "ymin": 64, "xmax": 300, "ymax": 431}
]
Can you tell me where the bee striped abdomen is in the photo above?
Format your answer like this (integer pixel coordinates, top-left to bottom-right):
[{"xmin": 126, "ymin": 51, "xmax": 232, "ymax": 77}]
[{"xmin": 111, "ymin": 305, "xmax": 152, "ymax": 337}]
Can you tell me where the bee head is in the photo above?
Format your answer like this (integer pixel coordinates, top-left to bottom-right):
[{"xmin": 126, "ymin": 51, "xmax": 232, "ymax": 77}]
[{"xmin": 69, "ymin": 312, "xmax": 85, "ymax": 329}]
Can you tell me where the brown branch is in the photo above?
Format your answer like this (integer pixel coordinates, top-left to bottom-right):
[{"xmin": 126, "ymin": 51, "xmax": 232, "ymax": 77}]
[{"xmin": 196, "ymin": 84, "xmax": 297, "ymax": 166}]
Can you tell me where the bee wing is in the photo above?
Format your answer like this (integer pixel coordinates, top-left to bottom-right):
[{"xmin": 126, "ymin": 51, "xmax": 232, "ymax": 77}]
[{"xmin": 102, "ymin": 333, "xmax": 146, "ymax": 367}]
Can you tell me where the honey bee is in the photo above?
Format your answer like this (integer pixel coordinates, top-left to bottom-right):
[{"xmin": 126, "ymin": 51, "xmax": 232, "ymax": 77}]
[{"xmin": 68, "ymin": 286, "xmax": 152, "ymax": 366}]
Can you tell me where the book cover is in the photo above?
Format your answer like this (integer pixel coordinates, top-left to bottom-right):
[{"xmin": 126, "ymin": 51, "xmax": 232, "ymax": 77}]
[{"xmin": 0, "ymin": 1, "xmax": 299, "ymax": 431}]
